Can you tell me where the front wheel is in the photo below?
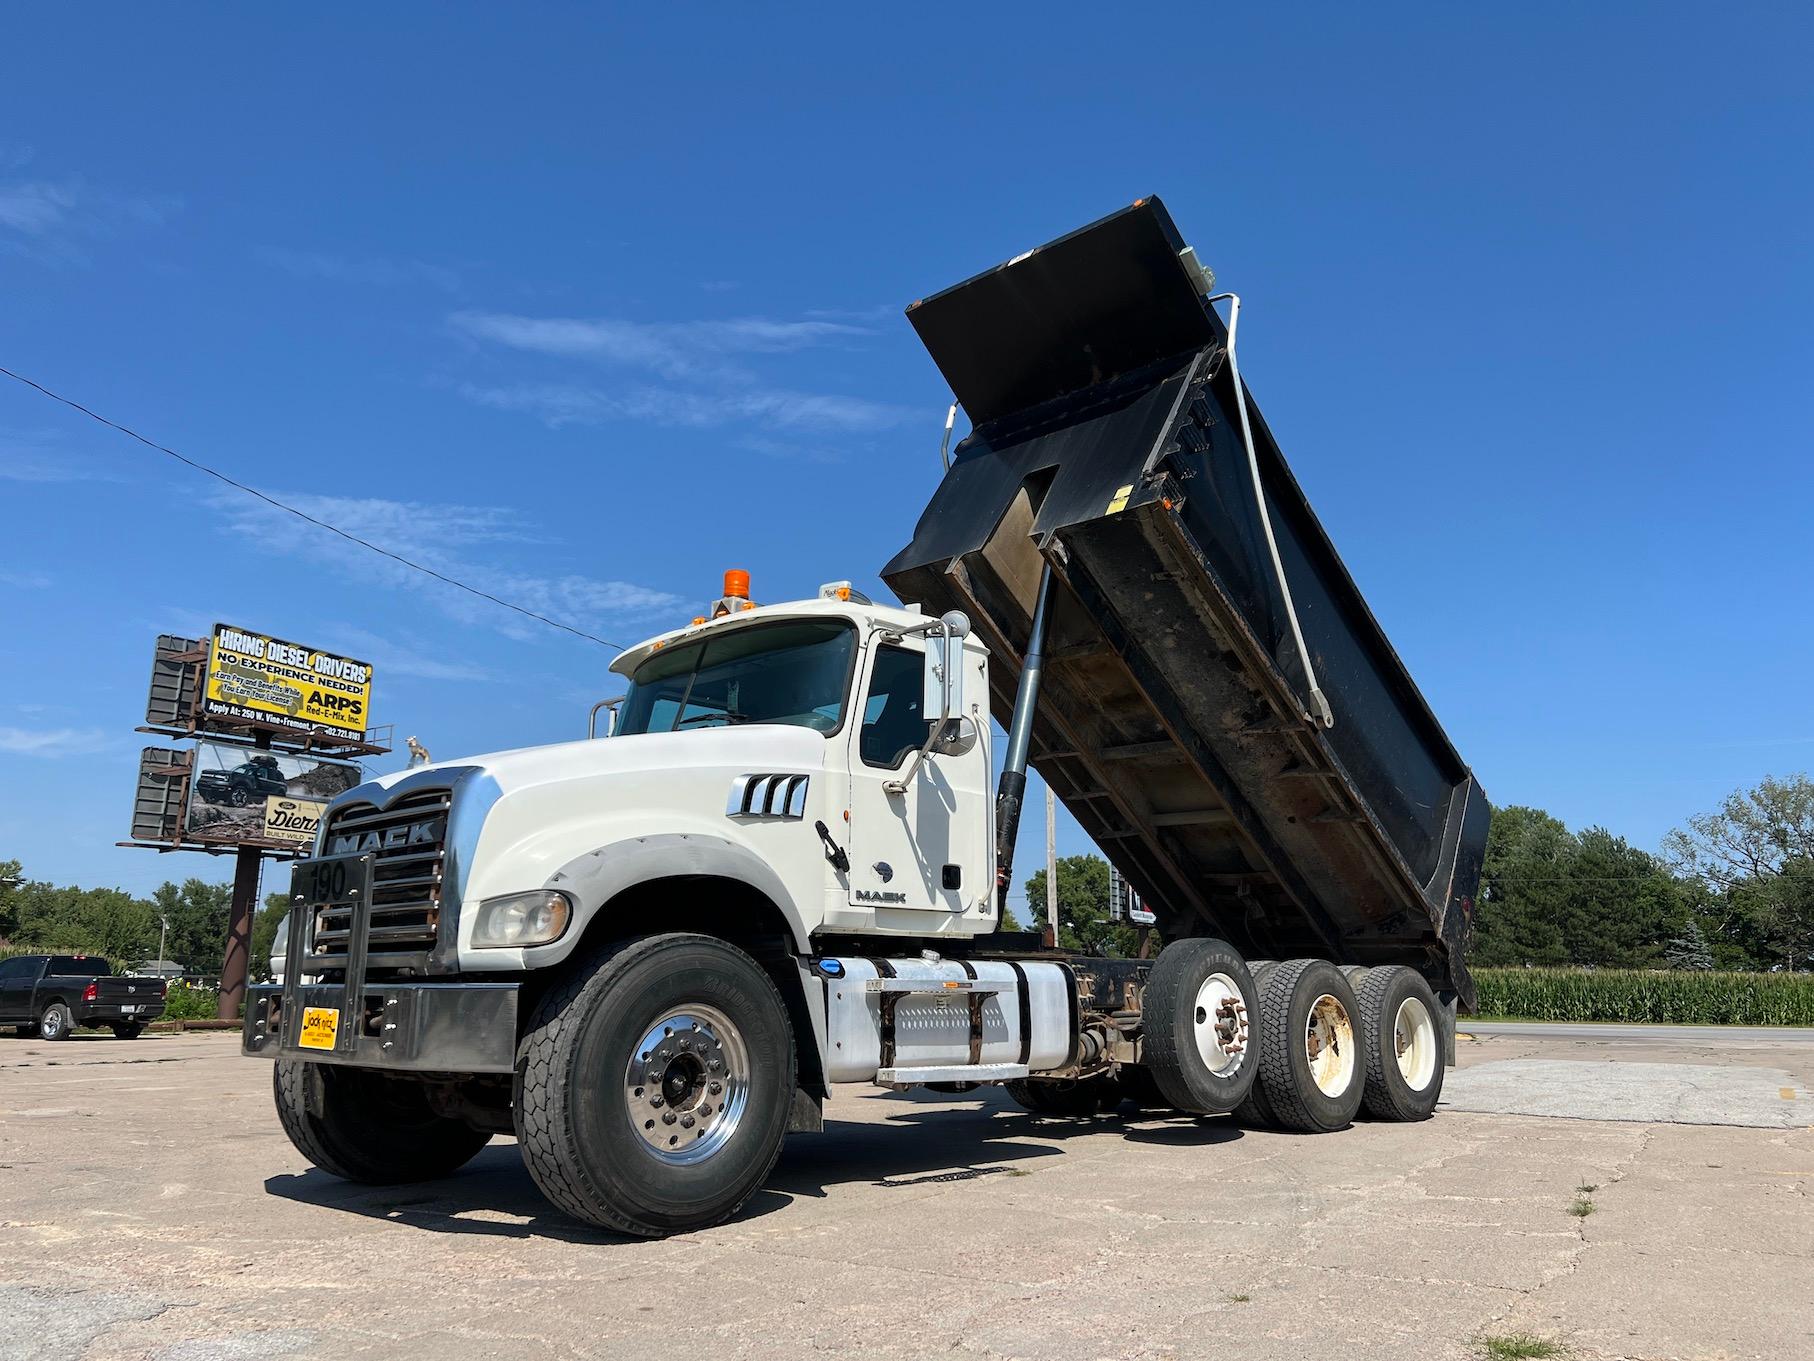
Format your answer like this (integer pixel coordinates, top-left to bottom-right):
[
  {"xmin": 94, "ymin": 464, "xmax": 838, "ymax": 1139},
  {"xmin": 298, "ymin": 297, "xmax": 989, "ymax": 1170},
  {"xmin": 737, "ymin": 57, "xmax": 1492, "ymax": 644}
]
[
  {"xmin": 273, "ymin": 1061, "xmax": 492, "ymax": 1183},
  {"xmin": 514, "ymin": 934, "xmax": 796, "ymax": 1237},
  {"xmin": 39, "ymin": 1002, "xmax": 74, "ymax": 1040}
]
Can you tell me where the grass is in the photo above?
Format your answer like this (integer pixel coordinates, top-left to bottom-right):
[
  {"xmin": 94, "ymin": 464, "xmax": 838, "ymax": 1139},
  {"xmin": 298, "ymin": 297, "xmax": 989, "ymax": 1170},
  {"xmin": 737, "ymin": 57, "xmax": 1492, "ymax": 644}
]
[
  {"xmin": 1568, "ymin": 1197, "xmax": 1596, "ymax": 1218},
  {"xmin": 1227, "ymin": 1293, "xmax": 1251, "ymax": 1304},
  {"xmin": 1473, "ymin": 967, "xmax": 1814, "ymax": 1027},
  {"xmin": 1476, "ymin": 1334, "xmax": 1566, "ymax": 1360}
]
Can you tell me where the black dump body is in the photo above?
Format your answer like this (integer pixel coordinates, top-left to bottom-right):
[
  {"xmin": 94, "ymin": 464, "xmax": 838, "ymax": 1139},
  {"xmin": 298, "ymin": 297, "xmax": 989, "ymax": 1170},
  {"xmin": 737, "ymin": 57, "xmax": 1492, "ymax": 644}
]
[{"xmin": 883, "ymin": 198, "xmax": 1488, "ymax": 1010}]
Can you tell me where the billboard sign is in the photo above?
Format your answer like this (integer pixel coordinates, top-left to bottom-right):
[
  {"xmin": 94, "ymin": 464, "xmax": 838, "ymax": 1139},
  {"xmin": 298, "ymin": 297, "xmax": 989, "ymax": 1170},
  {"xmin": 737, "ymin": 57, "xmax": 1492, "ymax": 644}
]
[
  {"xmin": 184, "ymin": 740, "xmax": 359, "ymax": 848},
  {"xmin": 202, "ymin": 624, "xmax": 374, "ymax": 742}
]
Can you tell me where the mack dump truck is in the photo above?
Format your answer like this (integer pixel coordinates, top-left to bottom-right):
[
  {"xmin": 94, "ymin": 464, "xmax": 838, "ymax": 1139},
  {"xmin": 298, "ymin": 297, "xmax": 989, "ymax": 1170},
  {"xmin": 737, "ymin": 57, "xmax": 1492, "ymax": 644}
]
[{"xmin": 244, "ymin": 197, "xmax": 1488, "ymax": 1237}]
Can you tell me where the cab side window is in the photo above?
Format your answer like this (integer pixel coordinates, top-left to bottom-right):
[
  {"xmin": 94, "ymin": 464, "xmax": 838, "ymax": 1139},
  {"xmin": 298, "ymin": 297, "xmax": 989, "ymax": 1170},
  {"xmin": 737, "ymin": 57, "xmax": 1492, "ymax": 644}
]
[{"xmin": 860, "ymin": 645, "xmax": 928, "ymax": 768}]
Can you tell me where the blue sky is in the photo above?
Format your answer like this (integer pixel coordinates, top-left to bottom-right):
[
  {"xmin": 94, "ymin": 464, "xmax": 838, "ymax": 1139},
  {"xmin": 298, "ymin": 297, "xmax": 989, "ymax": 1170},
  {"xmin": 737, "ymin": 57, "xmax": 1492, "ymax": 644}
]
[{"xmin": 2, "ymin": 7, "xmax": 1810, "ymax": 911}]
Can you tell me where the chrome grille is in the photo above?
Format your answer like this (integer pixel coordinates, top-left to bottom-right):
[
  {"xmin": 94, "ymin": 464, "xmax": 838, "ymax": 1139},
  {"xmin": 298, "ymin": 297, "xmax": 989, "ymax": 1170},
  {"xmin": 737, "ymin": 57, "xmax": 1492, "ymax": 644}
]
[{"xmin": 310, "ymin": 789, "xmax": 450, "ymax": 967}]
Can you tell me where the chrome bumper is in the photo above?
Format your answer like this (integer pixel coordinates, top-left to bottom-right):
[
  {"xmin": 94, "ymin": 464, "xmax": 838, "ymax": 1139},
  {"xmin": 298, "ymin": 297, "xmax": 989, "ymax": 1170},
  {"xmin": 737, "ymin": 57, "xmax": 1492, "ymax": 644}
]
[{"xmin": 241, "ymin": 981, "xmax": 519, "ymax": 1073}]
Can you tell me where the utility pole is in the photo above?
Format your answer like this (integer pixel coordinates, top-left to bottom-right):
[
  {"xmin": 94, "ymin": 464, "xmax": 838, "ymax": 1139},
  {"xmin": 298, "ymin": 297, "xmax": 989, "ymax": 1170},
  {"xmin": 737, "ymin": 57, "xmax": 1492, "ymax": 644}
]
[
  {"xmin": 1045, "ymin": 785, "xmax": 1058, "ymax": 947},
  {"xmin": 157, "ymin": 915, "xmax": 168, "ymax": 971}
]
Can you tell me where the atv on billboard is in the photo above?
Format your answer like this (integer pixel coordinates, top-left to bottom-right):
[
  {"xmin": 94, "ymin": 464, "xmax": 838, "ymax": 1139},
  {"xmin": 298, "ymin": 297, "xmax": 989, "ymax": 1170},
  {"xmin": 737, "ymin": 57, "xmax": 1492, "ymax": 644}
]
[
  {"xmin": 184, "ymin": 740, "xmax": 360, "ymax": 848},
  {"xmin": 202, "ymin": 624, "xmax": 375, "ymax": 742}
]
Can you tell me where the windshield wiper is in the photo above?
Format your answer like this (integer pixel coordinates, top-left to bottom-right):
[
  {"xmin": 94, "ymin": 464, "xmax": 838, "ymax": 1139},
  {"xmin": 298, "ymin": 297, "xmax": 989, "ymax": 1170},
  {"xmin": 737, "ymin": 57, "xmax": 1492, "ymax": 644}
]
[{"xmin": 675, "ymin": 709, "xmax": 754, "ymax": 729}]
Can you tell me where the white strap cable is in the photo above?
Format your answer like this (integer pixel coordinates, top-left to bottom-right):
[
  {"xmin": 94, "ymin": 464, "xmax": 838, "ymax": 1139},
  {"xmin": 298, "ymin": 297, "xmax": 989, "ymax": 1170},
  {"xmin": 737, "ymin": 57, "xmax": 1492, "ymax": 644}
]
[{"xmin": 1206, "ymin": 293, "xmax": 1335, "ymax": 729}]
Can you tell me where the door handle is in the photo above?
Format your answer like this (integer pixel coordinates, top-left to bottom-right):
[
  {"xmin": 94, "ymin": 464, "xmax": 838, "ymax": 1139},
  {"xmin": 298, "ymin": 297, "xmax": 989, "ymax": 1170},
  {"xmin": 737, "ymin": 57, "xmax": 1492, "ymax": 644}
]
[{"xmin": 813, "ymin": 820, "xmax": 850, "ymax": 874}]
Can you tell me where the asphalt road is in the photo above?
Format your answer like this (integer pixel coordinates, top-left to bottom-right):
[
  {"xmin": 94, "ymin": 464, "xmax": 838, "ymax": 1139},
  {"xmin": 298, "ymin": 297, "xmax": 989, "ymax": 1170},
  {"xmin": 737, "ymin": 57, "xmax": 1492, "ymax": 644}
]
[
  {"xmin": 2, "ymin": 1027, "xmax": 1810, "ymax": 1361},
  {"xmin": 1468, "ymin": 1020, "xmax": 1814, "ymax": 1045}
]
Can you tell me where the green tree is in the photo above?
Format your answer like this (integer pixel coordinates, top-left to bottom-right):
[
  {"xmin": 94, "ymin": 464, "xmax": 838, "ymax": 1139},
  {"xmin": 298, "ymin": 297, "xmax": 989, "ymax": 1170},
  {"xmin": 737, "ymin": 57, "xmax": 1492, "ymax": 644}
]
[
  {"xmin": 1024, "ymin": 854, "xmax": 1139, "ymax": 956},
  {"xmin": 0, "ymin": 858, "xmax": 23, "ymax": 941},
  {"xmin": 149, "ymin": 878, "xmax": 234, "ymax": 972},
  {"xmin": 1665, "ymin": 774, "xmax": 1814, "ymax": 970},
  {"xmin": 1475, "ymin": 807, "xmax": 1686, "ymax": 969},
  {"xmin": 1664, "ymin": 918, "xmax": 1714, "ymax": 971},
  {"xmin": 1473, "ymin": 806, "xmax": 1572, "ymax": 967}
]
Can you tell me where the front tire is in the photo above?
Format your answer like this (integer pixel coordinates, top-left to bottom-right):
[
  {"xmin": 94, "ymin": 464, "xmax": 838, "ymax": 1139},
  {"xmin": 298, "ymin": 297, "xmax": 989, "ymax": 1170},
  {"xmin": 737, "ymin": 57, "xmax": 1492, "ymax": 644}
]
[
  {"xmin": 1142, "ymin": 938, "xmax": 1260, "ymax": 1115},
  {"xmin": 514, "ymin": 934, "xmax": 795, "ymax": 1237},
  {"xmin": 39, "ymin": 1002, "xmax": 73, "ymax": 1040},
  {"xmin": 1355, "ymin": 966, "xmax": 1445, "ymax": 1120},
  {"xmin": 273, "ymin": 1061, "xmax": 492, "ymax": 1183}
]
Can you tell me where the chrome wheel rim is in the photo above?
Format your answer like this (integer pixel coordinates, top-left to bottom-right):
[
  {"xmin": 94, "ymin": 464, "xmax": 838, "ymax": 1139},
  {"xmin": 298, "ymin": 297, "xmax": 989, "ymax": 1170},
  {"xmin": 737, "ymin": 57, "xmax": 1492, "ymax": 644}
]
[
  {"xmin": 1305, "ymin": 993, "xmax": 1355, "ymax": 1096},
  {"xmin": 1393, "ymin": 995, "xmax": 1438, "ymax": 1091},
  {"xmin": 625, "ymin": 1005, "xmax": 749, "ymax": 1165},
  {"xmin": 1190, "ymin": 972, "xmax": 1249, "ymax": 1075},
  {"xmin": 42, "ymin": 1011, "xmax": 61, "ymax": 1038}
]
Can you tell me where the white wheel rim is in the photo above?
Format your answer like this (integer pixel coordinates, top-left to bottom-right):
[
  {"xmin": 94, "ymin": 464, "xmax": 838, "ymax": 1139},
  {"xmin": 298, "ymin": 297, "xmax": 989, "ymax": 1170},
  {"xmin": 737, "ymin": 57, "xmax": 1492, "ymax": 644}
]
[
  {"xmin": 1190, "ymin": 972, "xmax": 1249, "ymax": 1075},
  {"xmin": 1305, "ymin": 993, "xmax": 1355, "ymax": 1096},
  {"xmin": 1392, "ymin": 995, "xmax": 1437, "ymax": 1091}
]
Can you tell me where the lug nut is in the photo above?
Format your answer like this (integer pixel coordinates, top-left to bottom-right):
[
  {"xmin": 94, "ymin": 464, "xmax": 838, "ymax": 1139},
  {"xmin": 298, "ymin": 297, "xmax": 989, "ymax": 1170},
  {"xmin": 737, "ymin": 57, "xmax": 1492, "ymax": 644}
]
[
  {"xmin": 707, "ymin": 1081, "xmax": 722, "ymax": 1095},
  {"xmin": 662, "ymin": 1111, "xmax": 677, "ymax": 1125},
  {"xmin": 649, "ymin": 1095, "xmax": 664, "ymax": 1108},
  {"xmin": 680, "ymin": 1115, "xmax": 695, "ymax": 1129}
]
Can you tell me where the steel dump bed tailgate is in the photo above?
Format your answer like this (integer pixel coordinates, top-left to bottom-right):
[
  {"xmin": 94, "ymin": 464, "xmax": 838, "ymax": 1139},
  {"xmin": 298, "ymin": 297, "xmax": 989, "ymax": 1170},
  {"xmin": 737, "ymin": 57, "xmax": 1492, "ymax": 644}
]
[{"xmin": 883, "ymin": 198, "xmax": 1487, "ymax": 1008}]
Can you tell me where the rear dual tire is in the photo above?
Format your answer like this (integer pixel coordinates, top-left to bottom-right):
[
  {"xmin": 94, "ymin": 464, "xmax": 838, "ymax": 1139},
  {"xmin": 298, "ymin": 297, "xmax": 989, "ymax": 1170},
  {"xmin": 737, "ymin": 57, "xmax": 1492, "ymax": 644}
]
[
  {"xmin": 1252, "ymin": 959, "xmax": 1366, "ymax": 1132},
  {"xmin": 1354, "ymin": 965, "xmax": 1445, "ymax": 1121}
]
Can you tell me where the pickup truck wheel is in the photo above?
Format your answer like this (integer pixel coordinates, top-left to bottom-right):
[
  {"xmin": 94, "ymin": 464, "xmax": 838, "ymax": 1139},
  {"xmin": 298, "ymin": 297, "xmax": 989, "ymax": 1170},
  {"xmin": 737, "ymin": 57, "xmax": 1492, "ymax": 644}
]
[
  {"xmin": 1355, "ymin": 965, "xmax": 1445, "ymax": 1120},
  {"xmin": 1142, "ymin": 938, "xmax": 1260, "ymax": 1115},
  {"xmin": 272, "ymin": 1060, "xmax": 491, "ymax": 1184},
  {"xmin": 39, "ymin": 1002, "xmax": 73, "ymax": 1041},
  {"xmin": 1253, "ymin": 959, "xmax": 1366, "ymax": 1132},
  {"xmin": 111, "ymin": 1022, "xmax": 145, "ymax": 1040},
  {"xmin": 514, "ymin": 933, "xmax": 795, "ymax": 1237},
  {"xmin": 1005, "ymin": 1075, "xmax": 1120, "ymax": 1116}
]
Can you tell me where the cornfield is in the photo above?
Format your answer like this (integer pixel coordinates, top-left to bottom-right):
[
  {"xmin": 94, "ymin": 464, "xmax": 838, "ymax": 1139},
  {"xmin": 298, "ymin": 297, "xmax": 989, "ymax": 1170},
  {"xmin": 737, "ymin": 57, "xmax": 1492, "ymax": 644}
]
[{"xmin": 1474, "ymin": 968, "xmax": 1814, "ymax": 1026}]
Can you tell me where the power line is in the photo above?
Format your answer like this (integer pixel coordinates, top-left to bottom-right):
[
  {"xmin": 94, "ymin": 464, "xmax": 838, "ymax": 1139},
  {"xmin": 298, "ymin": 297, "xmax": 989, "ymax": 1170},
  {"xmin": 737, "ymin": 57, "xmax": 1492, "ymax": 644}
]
[{"xmin": 0, "ymin": 364, "xmax": 626, "ymax": 652}]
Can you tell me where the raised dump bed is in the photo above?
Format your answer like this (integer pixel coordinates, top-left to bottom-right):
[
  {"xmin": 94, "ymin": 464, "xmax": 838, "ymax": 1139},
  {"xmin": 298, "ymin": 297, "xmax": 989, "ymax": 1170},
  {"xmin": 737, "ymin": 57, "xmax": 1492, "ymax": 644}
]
[{"xmin": 883, "ymin": 197, "xmax": 1488, "ymax": 1009}]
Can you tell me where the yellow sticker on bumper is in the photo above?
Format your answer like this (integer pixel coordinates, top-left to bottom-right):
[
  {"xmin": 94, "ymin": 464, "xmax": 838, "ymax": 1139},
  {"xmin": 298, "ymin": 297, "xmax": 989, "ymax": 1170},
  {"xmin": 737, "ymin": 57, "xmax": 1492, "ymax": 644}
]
[{"xmin": 298, "ymin": 1007, "xmax": 339, "ymax": 1051}]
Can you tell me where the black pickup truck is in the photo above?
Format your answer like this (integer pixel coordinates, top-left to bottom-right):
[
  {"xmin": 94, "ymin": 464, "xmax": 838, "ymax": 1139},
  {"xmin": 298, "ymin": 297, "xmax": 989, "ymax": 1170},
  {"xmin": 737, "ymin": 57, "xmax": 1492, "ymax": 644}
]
[{"xmin": 0, "ymin": 955, "xmax": 168, "ymax": 1039}]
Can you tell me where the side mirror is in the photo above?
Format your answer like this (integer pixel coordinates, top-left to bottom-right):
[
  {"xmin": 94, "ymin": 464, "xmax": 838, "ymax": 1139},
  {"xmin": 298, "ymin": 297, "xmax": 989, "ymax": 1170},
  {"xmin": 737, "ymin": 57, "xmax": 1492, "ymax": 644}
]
[
  {"xmin": 933, "ymin": 716, "xmax": 978, "ymax": 757},
  {"xmin": 588, "ymin": 695, "xmax": 625, "ymax": 739},
  {"xmin": 922, "ymin": 612, "xmax": 969, "ymax": 723}
]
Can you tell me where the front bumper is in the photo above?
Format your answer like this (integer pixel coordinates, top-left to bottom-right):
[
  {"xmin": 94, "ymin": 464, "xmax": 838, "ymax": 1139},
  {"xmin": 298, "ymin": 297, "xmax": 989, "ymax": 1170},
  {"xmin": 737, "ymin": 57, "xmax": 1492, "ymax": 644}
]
[{"xmin": 241, "ymin": 981, "xmax": 519, "ymax": 1073}]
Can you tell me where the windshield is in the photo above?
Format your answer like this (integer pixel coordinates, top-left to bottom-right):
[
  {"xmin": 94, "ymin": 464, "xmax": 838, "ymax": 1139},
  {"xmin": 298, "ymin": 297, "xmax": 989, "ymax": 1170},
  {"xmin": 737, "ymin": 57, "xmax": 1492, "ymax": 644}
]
[{"xmin": 615, "ymin": 620, "xmax": 857, "ymax": 736}]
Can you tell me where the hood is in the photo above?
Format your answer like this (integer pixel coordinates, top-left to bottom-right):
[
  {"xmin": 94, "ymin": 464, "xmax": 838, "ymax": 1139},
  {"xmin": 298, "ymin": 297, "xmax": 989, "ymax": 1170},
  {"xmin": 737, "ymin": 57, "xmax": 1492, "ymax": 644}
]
[{"xmin": 354, "ymin": 724, "xmax": 831, "ymax": 802}]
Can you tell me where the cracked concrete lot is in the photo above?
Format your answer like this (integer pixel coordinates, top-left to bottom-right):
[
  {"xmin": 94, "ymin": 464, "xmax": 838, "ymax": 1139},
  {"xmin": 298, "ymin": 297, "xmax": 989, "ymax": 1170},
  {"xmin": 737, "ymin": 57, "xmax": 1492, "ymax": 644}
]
[{"xmin": 2, "ymin": 1027, "xmax": 1810, "ymax": 1361}]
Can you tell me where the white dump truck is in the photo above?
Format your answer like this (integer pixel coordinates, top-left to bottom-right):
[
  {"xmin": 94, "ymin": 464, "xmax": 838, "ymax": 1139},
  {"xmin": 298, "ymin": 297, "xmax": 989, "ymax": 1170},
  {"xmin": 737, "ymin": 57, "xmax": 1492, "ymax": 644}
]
[{"xmin": 243, "ymin": 198, "xmax": 1488, "ymax": 1237}]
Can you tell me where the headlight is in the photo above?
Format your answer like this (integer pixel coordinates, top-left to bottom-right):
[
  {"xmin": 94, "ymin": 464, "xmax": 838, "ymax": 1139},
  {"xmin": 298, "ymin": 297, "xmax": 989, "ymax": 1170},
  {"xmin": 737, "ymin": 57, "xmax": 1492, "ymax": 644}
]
[{"xmin": 471, "ymin": 890, "xmax": 573, "ymax": 948}]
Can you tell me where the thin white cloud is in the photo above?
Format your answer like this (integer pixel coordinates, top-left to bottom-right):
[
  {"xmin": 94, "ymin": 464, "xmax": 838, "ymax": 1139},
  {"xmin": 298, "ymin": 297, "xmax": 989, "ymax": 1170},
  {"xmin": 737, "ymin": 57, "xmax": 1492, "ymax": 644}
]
[
  {"xmin": 257, "ymin": 246, "xmax": 460, "ymax": 293},
  {"xmin": 460, "ymin": 380, "xmax": 906, "ymax": 433},
  {"xmin": 327, "ymin": 626, "xmax": 494, "ymax": 684},
  {"xmin": 0, "ymin": 175, "xmax": 179, "ymax": 261},
  {"xmin": 0, "ymin": 725, "xmax": 111, "ymax": 757},
  {"xmin": 449, "ymin": 311, "xmax": 870, "ymax": 382},
  {"xmin": 204, "ymin": 490, "xmax": 684, "ymax": 643},
  {"xmin": 0, "ymin": 570, "xmax": 53, "ymax": 589},
  {"xmin": 0, "ymin": 430, "xmax": 126, "ymax": 483}
]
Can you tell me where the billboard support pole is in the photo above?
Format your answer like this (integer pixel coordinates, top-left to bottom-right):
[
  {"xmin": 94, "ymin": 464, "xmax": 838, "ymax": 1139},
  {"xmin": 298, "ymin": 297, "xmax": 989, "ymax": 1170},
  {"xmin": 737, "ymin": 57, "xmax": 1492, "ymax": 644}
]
[{"xmin": 216, "ymin": 730, "xmax": 270, "ymax": 1021}]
